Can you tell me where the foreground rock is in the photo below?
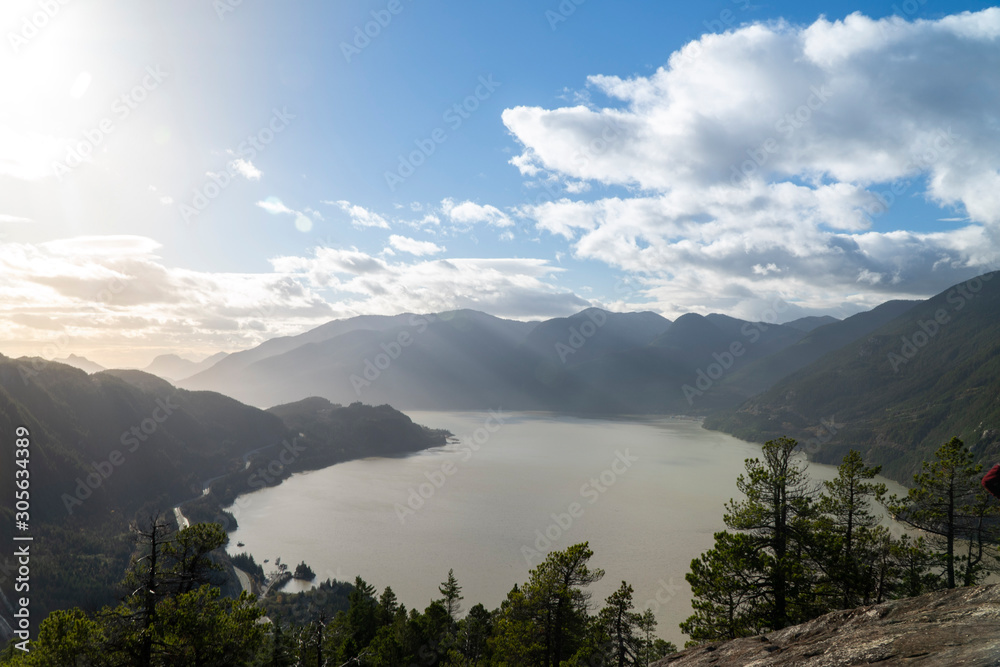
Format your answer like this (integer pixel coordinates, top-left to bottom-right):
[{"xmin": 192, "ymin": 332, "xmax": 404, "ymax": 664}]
[{"xmin": 656, "ymin": 584, "xmax": 1000, "ymax": 666}]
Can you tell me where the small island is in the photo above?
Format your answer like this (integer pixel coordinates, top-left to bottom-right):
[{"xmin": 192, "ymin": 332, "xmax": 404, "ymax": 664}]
[{"xmin": 293, "ymin": 560, "xmax": 316, "ymax": 581}]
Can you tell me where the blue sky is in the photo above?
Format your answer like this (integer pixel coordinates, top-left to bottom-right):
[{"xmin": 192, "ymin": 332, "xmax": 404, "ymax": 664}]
[{"xmin": 1, "ymin": 0, "xmax": 999, "ymax": 366}]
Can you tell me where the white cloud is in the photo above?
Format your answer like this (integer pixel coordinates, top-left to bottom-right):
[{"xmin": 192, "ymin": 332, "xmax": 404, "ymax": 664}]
[
  {"xmin": 257, "ymin": 198, "xmax": 295, "ymax": 216},
  {"xmin": 326, "ymin": 200, "xmax": 391, "ymax": 229},
  {"xmin": 231, "ymin": 157, "xmax": 262, "ymax": 181},
  {"xmin": 502, "ymin": 9, "xmax": 1000, "ymax": 315},
  {"xmin": 0, "ymin": 235, "xmax": 336, "ymax": 365},
  {"xmin": 388, "ymin": 235, "xmax": 445, "ymax": 256},
  {"xmin": 271, "ymin": 246, "xmax": 588, "ymax": 319},
  {"xmin": 442, "ymin": 198, "xmax": 514, "ymax": 227}
]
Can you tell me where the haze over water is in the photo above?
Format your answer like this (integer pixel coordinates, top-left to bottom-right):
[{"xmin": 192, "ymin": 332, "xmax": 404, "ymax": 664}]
[{"xmin": 226, "ymin": 412, "xmax": 907, "ymax": 645}]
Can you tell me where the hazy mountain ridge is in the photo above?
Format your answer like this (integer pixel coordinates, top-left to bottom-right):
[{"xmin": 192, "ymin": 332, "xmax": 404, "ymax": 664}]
[
  {"xmin": 51, "ymin": 354, "xmax": 105, "ymax": 373},
  {"xmin": 707, "ymin": 300, "xmax": 921, "ymax": 403},
  {"xmin": 182, "ymin": 313, "xmax": 440, "ymax": 390},
  {"xmin": 141, "ymin": 351, "xmax": 228, "ymax": 382},
  {"xmin": 177, "ymin": 307, "xmax": 838, "ymax": 412},
  {"xmin": 705, "ymin": 271, "xmax": 1000, "ymax": 482},
  {"xmin": 530, "ymin": 313, "xmax": 810, "ymax": 414}
]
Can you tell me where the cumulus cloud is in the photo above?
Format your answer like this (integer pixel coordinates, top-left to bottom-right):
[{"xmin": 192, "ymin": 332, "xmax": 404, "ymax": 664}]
[
  {"xmin": 503, "ymin": 9, "xmax": 1000, "ymax": 314},
  {"xmin": 270, "ymin": 246, "xmax": 588, "ymax": 318},
  {"xmin": 442, "ymin": 198, "xmax": 514, "ymax": 227},
  {"xmin": 230, "ymin": 157, "xmax": 262, "ymax": 181},
  {"xmin": 0, "ymin": 236, "xmax": 336, "ymax": 365},
  {"xmin": 388, "ymin": 235, "xmax": 445, "ymax": 256},
  {"xmin": 327, "ymin": 200, "xmax": 391, "ymax": 229}
]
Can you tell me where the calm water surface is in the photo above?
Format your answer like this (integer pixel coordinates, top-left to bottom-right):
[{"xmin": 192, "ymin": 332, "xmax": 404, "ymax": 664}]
[{"xmin": 226, "ymin": 411, "xmax": 906, "ymax": 645}]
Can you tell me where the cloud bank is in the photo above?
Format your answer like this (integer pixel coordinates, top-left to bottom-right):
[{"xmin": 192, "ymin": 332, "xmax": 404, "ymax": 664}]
[{"xmin": 504, "ymin": 9, "xmax": 1000, "ymax": 314}]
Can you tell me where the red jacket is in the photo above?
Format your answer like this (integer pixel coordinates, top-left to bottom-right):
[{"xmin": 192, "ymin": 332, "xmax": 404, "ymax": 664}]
[{"xmin": 982, "ymin": 464, "xmax": 1000, "ymax": 500}]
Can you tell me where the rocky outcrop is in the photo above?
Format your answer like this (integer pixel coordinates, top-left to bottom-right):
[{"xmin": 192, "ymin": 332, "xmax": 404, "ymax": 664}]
[{"xmin": 656, "ymin": 584, "xmax": 1000, "ymax": 666}]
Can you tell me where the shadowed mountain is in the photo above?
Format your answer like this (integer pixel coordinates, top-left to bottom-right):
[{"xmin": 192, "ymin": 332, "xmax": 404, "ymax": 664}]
[
  {"xmin": 0, "ymin": 356, "xmax": 447, "ymax": 634},
  {"xmin": 177, "ymin": 308, "xmax": 858, "ymax": 413},
  {"xmin": 710, "ymin": 300, "xmax": 920, "ymax": 401},
  {"xmin": 519, "ymin": 308, "xmax": 671, "ymax": 367},
  {"xmin": 182, "ymin": 314, "xmax": 430, "ymax": 392},
  {"xmin": 531, "ymin": 313, "xmax": 809, "ymax": 414},
  {"xmin": 183, "ymin": 310, "xmax": 543, "ymax": 409},
  {"xmin": 706, "ymin": 271, "xmax": 1000, "ymax": 482},
  {"xmin": 784, "ymin": 315, "xmax": 839, "ymax": 332}
]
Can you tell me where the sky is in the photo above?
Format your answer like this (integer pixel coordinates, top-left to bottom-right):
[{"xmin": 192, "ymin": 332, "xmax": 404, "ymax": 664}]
[{"xmin": 1, "ymin": 0, "xmax": 999, "ymax": 367}]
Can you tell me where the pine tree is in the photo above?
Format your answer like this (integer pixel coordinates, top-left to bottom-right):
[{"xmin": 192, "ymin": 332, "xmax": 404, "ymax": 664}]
[
  {"xmin": 491, "ymin": 542, "xmax": 604, "ymax": 666},
  {"xmin": 458, "ymin": 603, "xmax": 493, "ymax": 663},
  {"xmin": 438, "ymin": 569, "xmax": 464, "ymax": 622},
  {"xmin": 885, "ymin": 437, "xmax": 999, "ymax": 588},
  {"xmin": 636, "ymin": 608, "xmax": 657, "ymax": 667},
  {"xmin": 723, "ymin": 437, "xmax": 818, "ymax": 629},
  {"xmin": 598, "ymin": 582, "xmax": 641, "ymax": 667},
  {"xmin": 815, "ymin": 450, "xmax": 887, "ymax": 608},
  {"xmin": 683, "ymin": 437, "xmax": 819, "ymax": 642},
  {"xmin": 680, "ymin": 531, "xmax": 770, "ymax": 641}
]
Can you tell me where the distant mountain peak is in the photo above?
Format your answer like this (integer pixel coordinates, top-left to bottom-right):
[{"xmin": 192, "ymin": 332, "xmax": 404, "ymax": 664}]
[{"xmin": 53, "ymin": 354, "xmax": 105, "ymax": 373}]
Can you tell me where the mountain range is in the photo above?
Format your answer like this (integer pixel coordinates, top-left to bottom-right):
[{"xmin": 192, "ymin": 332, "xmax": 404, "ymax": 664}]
[
  {"xmin": 170, "ymin": 271, "xmax": 1000, "ymax": 483},
  {"xmin": 706, "ymin": 272, "xmax": 1000, "ymax": 480},
  {"xmin": 178, "ymin": 308, "xmax": 839, "ymax": 413},
  {"xmin": 141, "ymin": 351, "xmax": 230, "ymax": 382},
  {"xmin": 174, "ymin": 298, "xmax": 928, "ymax": 418}
]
